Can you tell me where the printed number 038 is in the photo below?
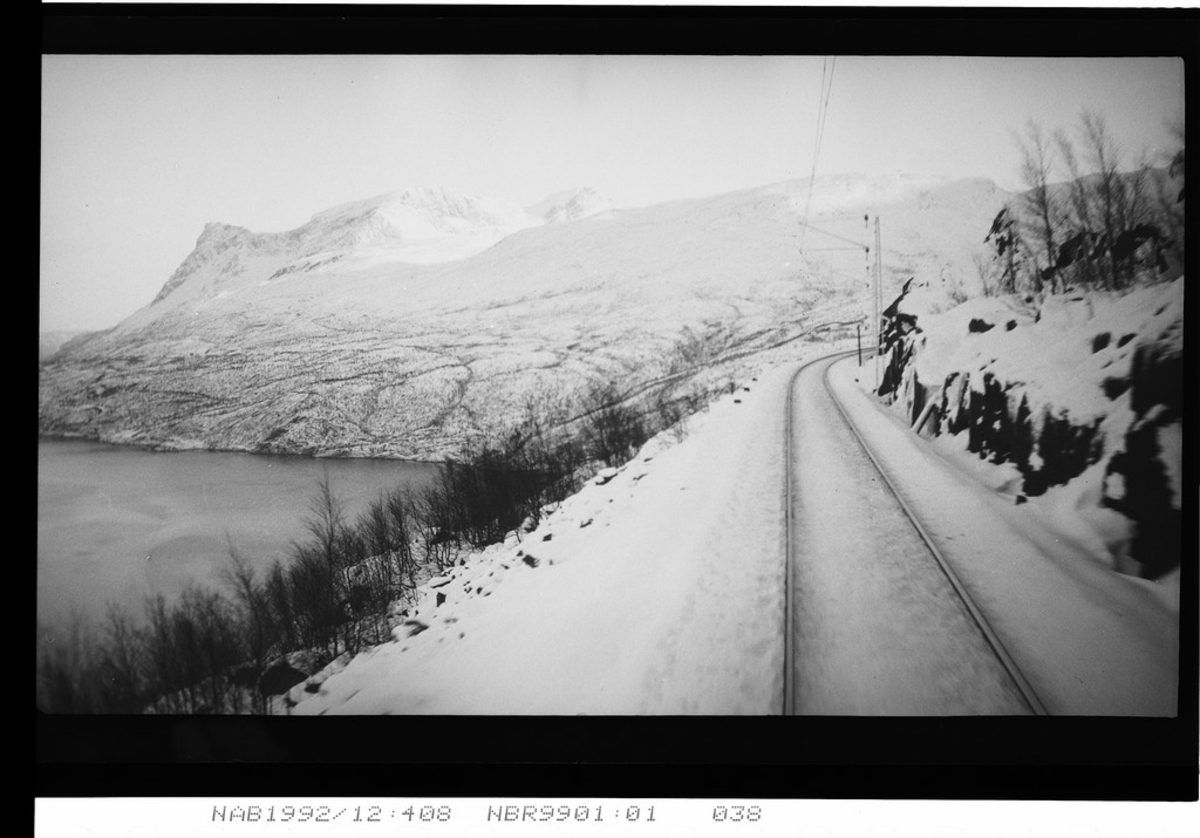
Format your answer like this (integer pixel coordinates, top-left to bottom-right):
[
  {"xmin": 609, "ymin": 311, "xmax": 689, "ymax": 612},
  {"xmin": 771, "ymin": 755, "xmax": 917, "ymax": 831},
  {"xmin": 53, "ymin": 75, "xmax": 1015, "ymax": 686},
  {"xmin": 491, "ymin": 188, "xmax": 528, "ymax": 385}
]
[{"xmin": 713, "ymin": 806, "xmax": 761, "ymax": 822}]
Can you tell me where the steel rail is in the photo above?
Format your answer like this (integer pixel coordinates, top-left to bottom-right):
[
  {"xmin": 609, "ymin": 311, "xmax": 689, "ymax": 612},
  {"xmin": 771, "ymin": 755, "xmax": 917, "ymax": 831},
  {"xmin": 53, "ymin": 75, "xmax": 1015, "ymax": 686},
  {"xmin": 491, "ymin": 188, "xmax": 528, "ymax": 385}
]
[
  {"xmin": 821, "ymin": 354, "xmax": 1050, "ymax": 716},
  {"xmin": 782, "ymin": 347, "xmax": 859, "ymax": 715}
]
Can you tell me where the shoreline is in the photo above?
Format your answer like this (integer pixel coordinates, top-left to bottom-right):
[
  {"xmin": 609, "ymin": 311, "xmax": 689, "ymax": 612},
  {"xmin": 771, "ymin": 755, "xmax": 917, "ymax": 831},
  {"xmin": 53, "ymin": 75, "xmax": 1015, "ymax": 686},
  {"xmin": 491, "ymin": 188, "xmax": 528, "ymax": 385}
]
[{"xmin": 37, "ymin": 432, "xmax": 445, "ymax": 465}]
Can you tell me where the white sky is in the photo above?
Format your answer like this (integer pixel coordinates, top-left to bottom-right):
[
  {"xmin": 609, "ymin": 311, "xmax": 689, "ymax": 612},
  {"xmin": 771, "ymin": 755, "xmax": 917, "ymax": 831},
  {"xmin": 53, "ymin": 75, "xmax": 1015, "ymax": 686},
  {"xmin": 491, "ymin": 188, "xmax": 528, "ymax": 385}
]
[{"xmin": 40, "ymin": 55, "xmax": 1184, "ymax": 332}]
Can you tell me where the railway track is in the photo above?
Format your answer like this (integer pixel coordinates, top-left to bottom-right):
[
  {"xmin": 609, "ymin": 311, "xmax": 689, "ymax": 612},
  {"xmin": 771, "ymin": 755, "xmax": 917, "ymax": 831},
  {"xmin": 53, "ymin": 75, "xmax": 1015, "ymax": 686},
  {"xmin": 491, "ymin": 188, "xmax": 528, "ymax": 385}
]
[{"xmin": 782, "ymin": 350, "xmax": 1048, "ymax": 716}]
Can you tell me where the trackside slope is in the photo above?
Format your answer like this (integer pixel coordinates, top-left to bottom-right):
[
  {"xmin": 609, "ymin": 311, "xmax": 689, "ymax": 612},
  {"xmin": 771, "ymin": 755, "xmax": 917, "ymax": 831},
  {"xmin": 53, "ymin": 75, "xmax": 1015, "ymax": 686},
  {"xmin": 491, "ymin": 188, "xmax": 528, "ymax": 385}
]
[{"xmin": 292, "ymin": 359, "xmax": 820, "ymax": 714}]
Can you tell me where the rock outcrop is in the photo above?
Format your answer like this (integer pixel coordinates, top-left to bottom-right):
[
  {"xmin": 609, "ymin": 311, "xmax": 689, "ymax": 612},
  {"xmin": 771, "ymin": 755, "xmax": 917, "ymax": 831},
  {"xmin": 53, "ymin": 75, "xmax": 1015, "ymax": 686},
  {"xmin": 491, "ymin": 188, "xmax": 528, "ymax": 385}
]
[{"xmin": 876, "ymin": 277, "xmax": 1183, "ymax": 578}]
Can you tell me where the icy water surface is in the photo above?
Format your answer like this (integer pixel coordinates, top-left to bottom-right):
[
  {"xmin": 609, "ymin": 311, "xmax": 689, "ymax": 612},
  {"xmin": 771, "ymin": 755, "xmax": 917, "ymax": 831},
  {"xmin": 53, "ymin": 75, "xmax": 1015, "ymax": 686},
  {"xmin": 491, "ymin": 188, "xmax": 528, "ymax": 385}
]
[{"xmin": 38, "ymin": 440, "xmax": 438, "ymax": 642}]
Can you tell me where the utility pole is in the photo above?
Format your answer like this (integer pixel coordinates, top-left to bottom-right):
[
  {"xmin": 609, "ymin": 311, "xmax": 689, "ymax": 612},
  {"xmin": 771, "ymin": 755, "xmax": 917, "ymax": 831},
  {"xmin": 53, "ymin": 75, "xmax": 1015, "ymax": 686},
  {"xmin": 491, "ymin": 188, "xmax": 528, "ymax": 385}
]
[{"xmin": 873, "ymin": 216, "xmax": 882, "ymax": 390}]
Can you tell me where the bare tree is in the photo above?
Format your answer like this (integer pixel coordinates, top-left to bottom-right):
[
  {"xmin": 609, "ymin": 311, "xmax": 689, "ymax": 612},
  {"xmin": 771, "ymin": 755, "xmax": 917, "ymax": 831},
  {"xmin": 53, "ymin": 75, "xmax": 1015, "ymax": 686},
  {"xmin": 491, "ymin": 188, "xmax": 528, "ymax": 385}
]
[
  {"xmin": 1154, "ymin": 120, "xmax": 1185, "ymax": 268},
  {"xmin": 1014, "ymin": 120, "xmax": 1058, "ymax": 291},
  {"xmin": 36, "ymin": 614, "xmax": 99, "ymax": 713},
  {"xmin": 1079, "ymin": 110, "xmax": 1125, "ymax": 287},
  {"xmin": 1053, "ymin": 126, "xmax": 1101, "ymax": 289},
  {"xmin": 222, "ymin": 547, "xmax": 278, "ymax": 713},
  {"xmin": 305, "ymin": 469, "xmax": 349, "ymax": 576},
  {"xmin": 144, "ymin": 594, "xmax": 186, "ymax": 713},
  {"xmin": 1126, "ymin": 150, "xmax": 1153, "ymax": 225},
  {"xmin": 96, "ymin": 604, "xmax": 147, "ymax": 713}
]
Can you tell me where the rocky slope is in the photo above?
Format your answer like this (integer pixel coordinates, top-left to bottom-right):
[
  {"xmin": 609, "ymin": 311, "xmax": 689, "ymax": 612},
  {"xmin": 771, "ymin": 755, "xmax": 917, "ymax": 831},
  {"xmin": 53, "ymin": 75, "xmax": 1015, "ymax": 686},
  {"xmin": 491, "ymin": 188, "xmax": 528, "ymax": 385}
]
[
  {"xmin": 875, "ymin": 276, "xmax": 1183, "ymax": 581},
  {"xmin": 39, "ymin": 176, "xmax": 1009, "ymax": 458}
]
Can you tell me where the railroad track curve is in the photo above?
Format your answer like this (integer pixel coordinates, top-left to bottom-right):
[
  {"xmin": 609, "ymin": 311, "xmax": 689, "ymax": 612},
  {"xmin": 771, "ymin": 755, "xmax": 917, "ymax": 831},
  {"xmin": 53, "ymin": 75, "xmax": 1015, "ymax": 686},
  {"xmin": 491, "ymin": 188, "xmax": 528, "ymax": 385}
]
[{"xmin": 781, "ymin": 349, "xmax": 1048, "ymax": 716}]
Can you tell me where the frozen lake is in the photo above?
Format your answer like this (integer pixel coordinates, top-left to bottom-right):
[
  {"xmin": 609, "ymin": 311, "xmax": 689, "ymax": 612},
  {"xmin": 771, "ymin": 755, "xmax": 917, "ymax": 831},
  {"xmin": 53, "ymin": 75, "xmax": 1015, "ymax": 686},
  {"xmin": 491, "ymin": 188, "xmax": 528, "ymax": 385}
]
[{"xmin": 37, "ymin": 440, "xmax": 438, "ymax": 642}]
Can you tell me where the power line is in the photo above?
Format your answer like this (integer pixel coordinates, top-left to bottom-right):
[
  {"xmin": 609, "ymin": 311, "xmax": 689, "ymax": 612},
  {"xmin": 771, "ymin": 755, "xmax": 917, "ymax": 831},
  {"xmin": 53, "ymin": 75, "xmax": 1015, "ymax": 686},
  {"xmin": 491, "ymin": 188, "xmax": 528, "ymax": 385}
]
[
  {"xmin": 812, "ymin": 56, "xmax": 836, "ymax": 185},
  {"xmin": 799, "ymin": 56, "xmax": 837, "ymax": 249},
  {"xmin": 798, "ymin": 58, "xmax": 828, "ymax": 247},
  {"xmin": 797, "ymin": 218, "xmax": 867, "ymax": 250}
]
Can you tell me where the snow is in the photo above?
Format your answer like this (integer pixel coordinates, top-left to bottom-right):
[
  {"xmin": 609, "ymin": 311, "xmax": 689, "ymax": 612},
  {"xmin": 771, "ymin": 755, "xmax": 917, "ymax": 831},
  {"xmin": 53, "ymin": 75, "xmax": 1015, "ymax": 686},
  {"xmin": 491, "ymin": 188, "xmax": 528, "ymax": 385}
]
[
  {"xmin": 909, "ymin": 278, "xmax": 1182, "ymax": 426},
  {"xmin": 45, "ymin": 174, "xmax": 1011, "ymax": 460},
  {"xmin": 530, "ymin": 186, "xmax": 616, "ymax": 224},
  {"xmin": 789, "ymin": 354, "xmax": 1029, "ymax": 715},
  {"xmin": 882, "ymin": 278, "xmax": 1183, "ymax": 588},
  {"xmin": 1156, "ymin": 421, "xmax": 1183, "ymax": 508},
  {"xmin": 289, "ymin": 340, "xmax": 1176, "ymax": 716},
  {"xmin": 291, "ymin": 358, "xmax": 824, "ymax": 715},
  {"xmin": 40, "ymin": 171, "xmax": 1181, "ymax": 718},
  {"xmin": 835, "ymin": 358, "xmax": 1177, "ymax": 714}
]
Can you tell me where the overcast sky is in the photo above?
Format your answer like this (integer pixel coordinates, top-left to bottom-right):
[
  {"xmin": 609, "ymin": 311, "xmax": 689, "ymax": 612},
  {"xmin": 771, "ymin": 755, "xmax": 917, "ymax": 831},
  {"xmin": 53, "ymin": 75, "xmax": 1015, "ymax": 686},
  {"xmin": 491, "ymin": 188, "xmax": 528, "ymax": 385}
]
[{"xmin": 40, "ymin": 55, "xmax": 1184, "ymax": 332}]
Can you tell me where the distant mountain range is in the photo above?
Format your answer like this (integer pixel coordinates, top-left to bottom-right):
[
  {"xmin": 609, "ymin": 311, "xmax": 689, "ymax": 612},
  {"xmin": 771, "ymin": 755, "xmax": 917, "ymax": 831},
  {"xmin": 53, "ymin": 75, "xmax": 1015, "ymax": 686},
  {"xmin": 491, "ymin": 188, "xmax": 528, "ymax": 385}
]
[{"xmin": 39, "ymin": 176, "xmax": 1010, "ymax": 458}]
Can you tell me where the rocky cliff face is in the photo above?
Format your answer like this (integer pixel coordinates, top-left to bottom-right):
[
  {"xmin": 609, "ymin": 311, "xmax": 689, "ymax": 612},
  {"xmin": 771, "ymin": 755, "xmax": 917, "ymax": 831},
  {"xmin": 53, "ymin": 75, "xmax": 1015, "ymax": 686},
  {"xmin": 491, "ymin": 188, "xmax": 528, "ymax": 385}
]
[{"xmin": 876, "ymin": 277, "xmax": 1183, "ymax": 579}]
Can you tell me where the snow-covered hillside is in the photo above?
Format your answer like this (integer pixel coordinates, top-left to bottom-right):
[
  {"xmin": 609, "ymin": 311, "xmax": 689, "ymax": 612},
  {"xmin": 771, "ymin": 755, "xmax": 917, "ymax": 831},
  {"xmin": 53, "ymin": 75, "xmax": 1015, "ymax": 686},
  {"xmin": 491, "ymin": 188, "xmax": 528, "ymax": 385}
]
[{"xmin": 39, "ymin": 175, "xmax": 1008, "ymax": 458}]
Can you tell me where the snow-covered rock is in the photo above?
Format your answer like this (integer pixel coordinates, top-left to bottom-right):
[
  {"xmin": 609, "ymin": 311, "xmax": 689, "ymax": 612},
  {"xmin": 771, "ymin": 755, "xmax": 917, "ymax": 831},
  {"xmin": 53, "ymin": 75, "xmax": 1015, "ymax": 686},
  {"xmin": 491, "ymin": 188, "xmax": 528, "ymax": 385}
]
[
  {"xmin": 593, "ymin": 467, "xmax": 619, "ymax": 485},
  {"xmin": 872, "ymin": 277, "xmax": 1183, "ymax": 581},
  {"xmin": 537, "ymin": 187, "xmax": 616, "ymax": 224}
]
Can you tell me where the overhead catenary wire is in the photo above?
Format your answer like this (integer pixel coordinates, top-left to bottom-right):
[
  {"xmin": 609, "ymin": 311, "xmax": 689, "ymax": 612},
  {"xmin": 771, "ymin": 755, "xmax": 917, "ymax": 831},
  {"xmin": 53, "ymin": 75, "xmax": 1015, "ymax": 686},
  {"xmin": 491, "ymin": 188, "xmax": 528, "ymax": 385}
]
[
  {"xmin": 799, "ymin": 56, "xmax": 837, "ymax": 249},
  {"xmin": 797, "ymin": 217, "xmax": 867, "ymax": 250},
  {"xmin": 799, "ymin": 59, "xmax": 831, "ymax": 245},
  {"xmin": 813, "ymin": 56, "xmax": 836, "ymax": 180}
]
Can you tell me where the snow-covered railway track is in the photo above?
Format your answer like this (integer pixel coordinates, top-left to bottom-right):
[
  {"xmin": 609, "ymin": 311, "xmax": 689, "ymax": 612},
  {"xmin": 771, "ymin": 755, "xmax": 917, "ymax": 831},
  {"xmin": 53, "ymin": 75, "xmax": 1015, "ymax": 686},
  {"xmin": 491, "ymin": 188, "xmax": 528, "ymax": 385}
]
[
  {"xmin": 820, "ymin": 357, "xmax": 1049, "ymax": 716},
  {"xmin": 782, "ymin": 349, "xmax": 856, "ymax": 715},
  {"xmin": 782, "ymin": 351, "xmax": 1047, "ymax": 715}
]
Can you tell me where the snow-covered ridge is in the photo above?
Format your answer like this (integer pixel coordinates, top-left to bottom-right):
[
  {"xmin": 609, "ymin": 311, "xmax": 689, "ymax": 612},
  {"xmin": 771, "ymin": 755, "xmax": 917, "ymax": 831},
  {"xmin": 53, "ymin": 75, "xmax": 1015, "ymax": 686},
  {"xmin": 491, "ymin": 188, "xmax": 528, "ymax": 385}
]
[
  {"xmin": 308, "ymin": 186, "xmax": 540, "ymax": 245},
  {"xmin": 136, "ymin": 185, "xmax": 618, "ymax": 320},
  {"xmin": 538, "ymin": 186, "xmax": 616, "ymax": 224},
  {"xmin": 784, "ymin": 171, "xmax": 996, "ymax": 214}
]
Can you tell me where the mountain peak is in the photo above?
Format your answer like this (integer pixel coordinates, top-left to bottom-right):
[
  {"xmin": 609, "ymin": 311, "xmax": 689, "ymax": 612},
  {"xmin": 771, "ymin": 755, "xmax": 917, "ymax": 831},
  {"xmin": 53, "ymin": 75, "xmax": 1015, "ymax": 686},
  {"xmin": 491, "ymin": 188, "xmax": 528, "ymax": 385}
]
[
  {"xmin": 529, "ymin": 186, "xmax": 616, "ymax": 223},
  {"xmin": 307, "ymin": 186, "xmax": 535, "ymax": 249}
]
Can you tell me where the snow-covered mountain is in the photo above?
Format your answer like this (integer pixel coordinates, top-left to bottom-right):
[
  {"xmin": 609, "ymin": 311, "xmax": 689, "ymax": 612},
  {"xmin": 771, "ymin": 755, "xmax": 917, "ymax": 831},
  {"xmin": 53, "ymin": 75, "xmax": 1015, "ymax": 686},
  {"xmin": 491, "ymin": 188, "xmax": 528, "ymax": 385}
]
[
  {"xmin": 529, "ymin": 186, "xmax": 616, "ymax": 224},
  {"xmin": 39, "ymin": 175, "xmax": 1010, "ymax": 458}
]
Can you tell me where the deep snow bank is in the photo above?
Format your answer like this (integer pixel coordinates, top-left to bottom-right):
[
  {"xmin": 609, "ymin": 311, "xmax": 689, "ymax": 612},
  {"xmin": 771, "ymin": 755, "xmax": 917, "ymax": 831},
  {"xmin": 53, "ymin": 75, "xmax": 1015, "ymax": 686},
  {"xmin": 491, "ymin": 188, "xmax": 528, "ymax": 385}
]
[{"xmin": 874, "ymin": 278, "xmax": 1183, "ymax": 585}]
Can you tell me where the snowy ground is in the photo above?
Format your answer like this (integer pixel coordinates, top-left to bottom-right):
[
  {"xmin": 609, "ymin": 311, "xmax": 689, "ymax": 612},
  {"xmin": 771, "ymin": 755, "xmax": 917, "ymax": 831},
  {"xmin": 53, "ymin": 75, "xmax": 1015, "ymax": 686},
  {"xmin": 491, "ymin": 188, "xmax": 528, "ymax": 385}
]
[
  {"xmin": 887, "ymin": 279, "xmax": 1183, "ymax": 581},
  {"xmin": 290, "ymin": 337, "xmax": 1175, "ymax": 716},
  {"xmin": 789, "ymin": 353, "xmax": 1029, "ymax": 715},
  {"xmin": 835, "ymin": 359, "xmax": 1178, "ymax": 716},
  {"xmin": 293, "ymin": 356, "xmax": 820, "ymax": 714}
]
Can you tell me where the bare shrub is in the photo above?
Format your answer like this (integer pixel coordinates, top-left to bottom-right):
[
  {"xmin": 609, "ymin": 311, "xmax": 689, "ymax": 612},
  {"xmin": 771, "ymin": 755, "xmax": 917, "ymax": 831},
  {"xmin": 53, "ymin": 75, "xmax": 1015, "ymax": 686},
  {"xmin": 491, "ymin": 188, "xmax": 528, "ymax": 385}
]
[
  {"xmin": 36, "ymin": 614, "xmax": 100, "ymax": 713},
  {"xmin": 579, "ymin": 382, "xmax": 649, "ymax": 468}
]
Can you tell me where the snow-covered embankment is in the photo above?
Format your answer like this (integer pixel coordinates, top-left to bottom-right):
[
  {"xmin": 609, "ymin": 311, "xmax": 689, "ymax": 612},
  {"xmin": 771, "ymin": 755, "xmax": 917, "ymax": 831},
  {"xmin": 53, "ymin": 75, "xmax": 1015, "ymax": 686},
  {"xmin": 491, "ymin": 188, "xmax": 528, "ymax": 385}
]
[
  {"xmin": 876, "ymin": 278, "xmax": 1183, "ymax": 587},
  {"xmin": 293, "ymin": 364, "xmax": 809, "ymax": 714},
  {"xmin": 849, "ymin": 279, "xmax": 1183, "ymax": 714}
]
